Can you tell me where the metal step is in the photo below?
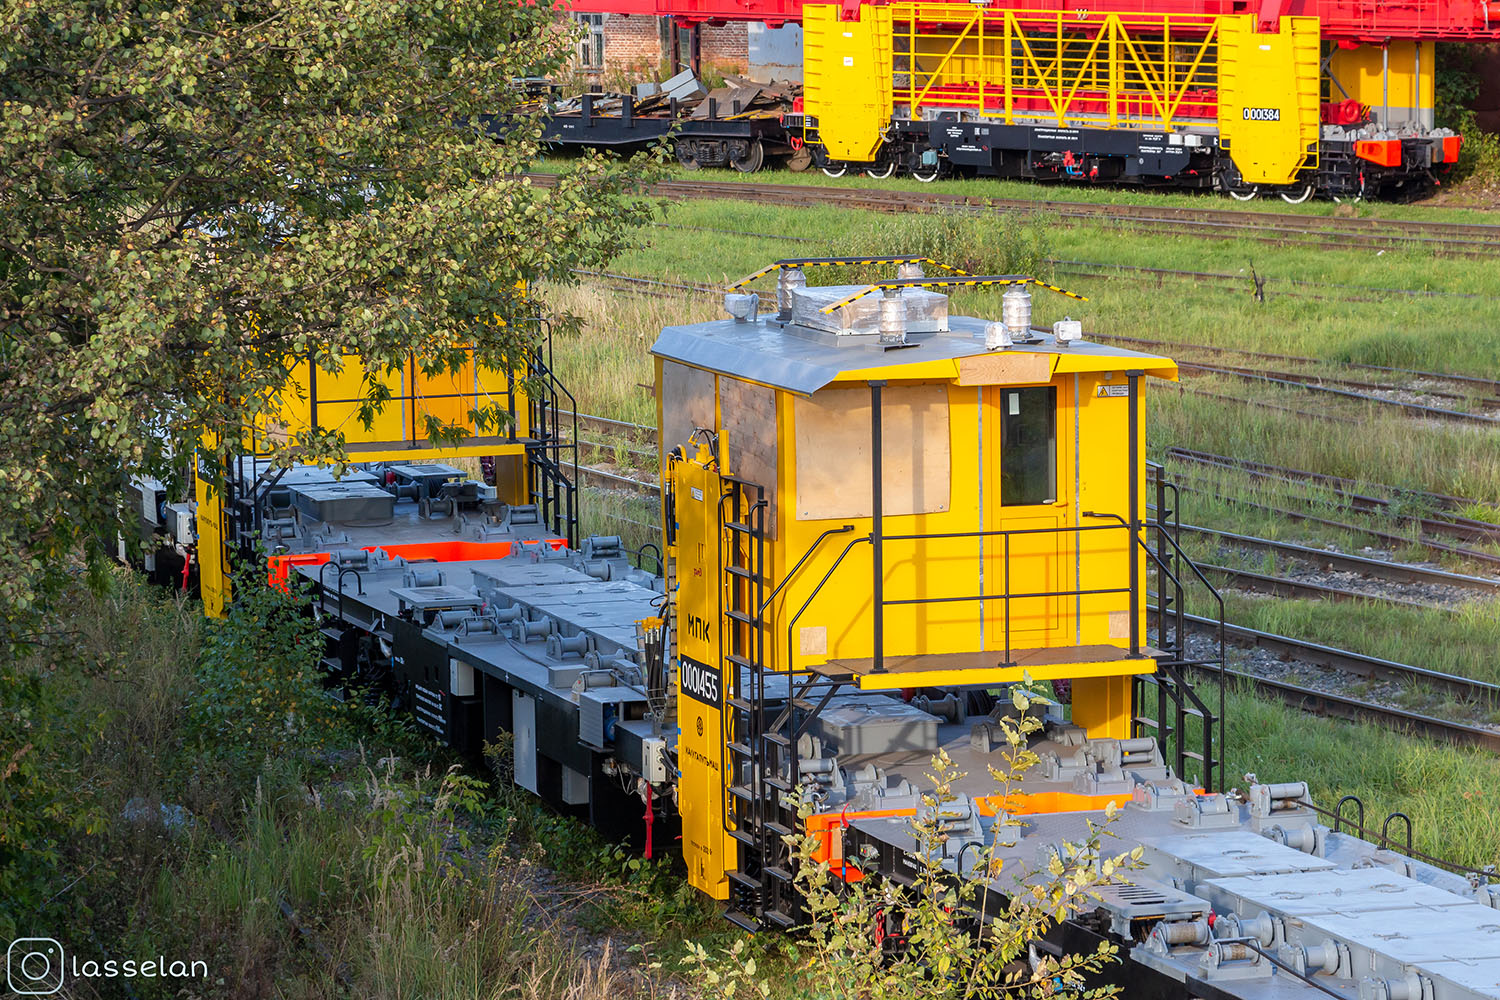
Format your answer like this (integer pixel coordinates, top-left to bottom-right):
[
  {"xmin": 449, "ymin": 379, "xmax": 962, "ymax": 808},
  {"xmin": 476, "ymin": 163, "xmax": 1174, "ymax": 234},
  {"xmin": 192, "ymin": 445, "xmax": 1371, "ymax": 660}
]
[
  {"xmin": 729, "ymin": 784, "xmax": 755, "ymax": 802},
  {"xmin": 766, "ymin": 821, "xmax": 794, "ymax": 838},
  {"xmin": 765, "ymin": 775, "xmax": 792, "ymax": 792},
  {"xmin": 725, "ymin": 609, "xmax": 762, "ymax": 626},
  {"xmin": 725, "ymin": 652, "xmax": 759, "ymax": 669},
  {"xmin": 726, "ymin": 870, "xmax": 761, "ymax": 890},
  {"xmin": 727, "ymin": 696, "xmax": 755, "ymax": 712},
  {"xmin": 725, "ymin": 565, "xmax": 762, "ymax": 581},
  {"xmin": 763, "ymin": 909, "xmax": 797, "ymax": 929},
  {"xmin": 765, "ymin": 866, "xmax": 795, "ymax": 884},
  {"xmin": 729, "ymin": 827, "xmax": 759, "ymax": 846},
  {"xmin": 724, "ymin": 909, "xmax": 760, "ymax": 934},
  {"xmin": 728, "ymin": 742, "xmax": 755, "ymax": 758},
  {"xmin": 763, "ymin": 732, "xmax": 790, "ymax": 748},
  {"xmin": 725, "ymin": 522, "xmax": 757, "ymax": 535}
]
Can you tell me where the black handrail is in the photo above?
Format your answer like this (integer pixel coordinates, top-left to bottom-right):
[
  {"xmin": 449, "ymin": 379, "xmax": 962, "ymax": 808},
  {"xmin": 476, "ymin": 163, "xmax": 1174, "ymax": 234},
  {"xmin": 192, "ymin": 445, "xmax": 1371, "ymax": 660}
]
[
  {"xmin": 1382, "ymin": 811, "xmax": 1414, "ymax": 855},
  {"xmin": 1333, "ymin": 794, "xmax": 1365, "ymax": 835},
  {"xmin": 874, "ymin": 519, "xmax": 1136, "ymax": 669},
  {"xmin": 757, "ymin": 525, "xmax": 856, "ymax": 618},
  {"xmin": 1297, "ymin": 796, "xmax": 1479, "ymax": 877},
  {"xmin": 782, "ymin": 535, "xmax": 874, "ymax": 687}
]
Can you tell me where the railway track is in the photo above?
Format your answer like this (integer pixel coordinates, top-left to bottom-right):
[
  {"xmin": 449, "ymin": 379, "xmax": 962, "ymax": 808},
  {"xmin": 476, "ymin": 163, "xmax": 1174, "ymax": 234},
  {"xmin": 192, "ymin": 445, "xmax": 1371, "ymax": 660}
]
[
  {"xmin": 1166, "ymin": 482, "xmax": 1500, "ymax": 571},
  {"xmin": 532, "ymin": 172, "xmax": 1500, "ymax": 258},
  {"xmin": 1167, "ymin": 612, "xmax": 1500, "ymax": 752},
  {"xmin": 1211, "ymin": 664, "xmax": 1500, "ymax": 753},
  {"xmin": 565, "ymin": 411, "xmax": 1500, "ymax": 570},
  {"xmin": 1174, "ymin": 361, "xmax": 1500, "ymax": 426},
  {"xmin": 1169, "ymin": 471, "xmax": 1500, "ymax": 552},
  {"xmin": 1165, "ymin": 449, "xmax": 1500, "ymax": 545},
  {"xmin": 647, "ymin": 222, "xmax": 1495, "ymax": 303},
  {"xmin": 1098, "ymin": 334, "xmax": 1500, "ymax": 398},
  {"xmin": 1175, "ymin": 523, "xmax": 1500, "ymax": 595},
  {"xmin": 646, "ymin": 220, "xmax": 1496, "ymax": 303},
  {"xmin": 1202, "ymin": 563, "xmax": 1459, "ymax": 611}
]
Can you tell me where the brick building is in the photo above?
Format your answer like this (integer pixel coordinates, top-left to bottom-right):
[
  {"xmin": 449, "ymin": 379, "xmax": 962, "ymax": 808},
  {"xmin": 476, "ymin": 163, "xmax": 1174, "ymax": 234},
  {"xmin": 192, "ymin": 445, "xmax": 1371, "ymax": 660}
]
[{"xmin": 572, "ymin": 13, "xmax": 749, "ymax": 81}]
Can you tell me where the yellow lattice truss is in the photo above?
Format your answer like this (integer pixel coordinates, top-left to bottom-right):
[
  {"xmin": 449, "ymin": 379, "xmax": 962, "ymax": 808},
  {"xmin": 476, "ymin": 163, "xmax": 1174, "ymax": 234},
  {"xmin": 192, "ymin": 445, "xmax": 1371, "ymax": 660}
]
[{"xmin": 889, "ymin": 4, "xmax": 1223, "ymax": 131}]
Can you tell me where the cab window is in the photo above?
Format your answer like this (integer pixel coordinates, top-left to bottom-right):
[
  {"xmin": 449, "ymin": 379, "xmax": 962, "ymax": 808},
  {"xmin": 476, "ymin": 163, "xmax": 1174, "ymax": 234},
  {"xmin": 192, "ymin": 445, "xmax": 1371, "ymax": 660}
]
[{"xmin": 1001, "ymin": 387, "xmax": 1056, "ymax": 506}]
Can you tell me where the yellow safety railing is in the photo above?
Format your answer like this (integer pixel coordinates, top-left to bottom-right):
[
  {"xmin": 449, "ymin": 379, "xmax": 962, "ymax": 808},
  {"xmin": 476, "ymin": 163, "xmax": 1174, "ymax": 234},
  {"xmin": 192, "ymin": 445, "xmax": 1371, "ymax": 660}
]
[{"xmin": 890, "ymin": 4, "xmax": 1222, "ymax": 131}]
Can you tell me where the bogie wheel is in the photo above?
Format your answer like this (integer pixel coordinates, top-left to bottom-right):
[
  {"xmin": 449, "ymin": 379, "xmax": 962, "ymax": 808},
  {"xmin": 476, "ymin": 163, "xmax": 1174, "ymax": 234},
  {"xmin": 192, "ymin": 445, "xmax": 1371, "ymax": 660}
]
[
  {"xmin": 1227, "ymin": 184, "xmax": 1259, "ymax": 201},
  {"xmin": 675, "ymin": 143, "xmax": 700, "ymax": 171},
  {"xmin": 864, "ymin": 160, "xmax": 895, "ymax": 179},
  {"xmin": 786, "ymin": 146, "xmax": 813, "ymax": 172},
  {"xmin": 911, "ymin": 164, "xmax": 941, "ymax": 183},
  {"xmin": 730, "ymin": 139, "xmax": 764, "ymax": 174},
  {"xmin": 1280, "ymin": 184, "xmax": 1315, "ymax": 205},
  {"xmin": 822, "ymin": 162, "xmax": 848, "ymax": 179}
]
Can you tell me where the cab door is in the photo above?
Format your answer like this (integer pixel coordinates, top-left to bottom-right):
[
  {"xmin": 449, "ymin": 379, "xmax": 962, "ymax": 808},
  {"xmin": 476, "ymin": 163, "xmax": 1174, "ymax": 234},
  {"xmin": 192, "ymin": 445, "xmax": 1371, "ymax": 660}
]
[{"xmin": 983, "ymin": 382, "xmax": 1068, "ymax": 652}]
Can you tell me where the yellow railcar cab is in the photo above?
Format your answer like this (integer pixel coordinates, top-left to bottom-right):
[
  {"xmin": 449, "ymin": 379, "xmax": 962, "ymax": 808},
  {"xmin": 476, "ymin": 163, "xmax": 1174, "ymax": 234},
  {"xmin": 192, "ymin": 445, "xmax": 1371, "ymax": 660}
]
[{"xmin": 653, "ymin": 258, "xmax": 1178, "ymax": 899}]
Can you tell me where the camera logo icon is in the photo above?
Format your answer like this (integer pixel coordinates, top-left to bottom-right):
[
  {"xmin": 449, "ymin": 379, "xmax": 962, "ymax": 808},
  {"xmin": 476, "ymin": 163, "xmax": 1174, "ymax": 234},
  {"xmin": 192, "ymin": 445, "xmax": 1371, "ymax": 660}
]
[{"xmin": 7, "ymin": 938, "xmax": 65, "ymax": 995}]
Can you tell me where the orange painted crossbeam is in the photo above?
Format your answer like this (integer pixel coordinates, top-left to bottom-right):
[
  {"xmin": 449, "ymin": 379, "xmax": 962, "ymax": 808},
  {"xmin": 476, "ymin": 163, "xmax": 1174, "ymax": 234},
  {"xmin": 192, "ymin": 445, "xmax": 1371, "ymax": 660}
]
[{"xmin": 265, "ymin": 538, "xmax": 567, "ymax": 589}]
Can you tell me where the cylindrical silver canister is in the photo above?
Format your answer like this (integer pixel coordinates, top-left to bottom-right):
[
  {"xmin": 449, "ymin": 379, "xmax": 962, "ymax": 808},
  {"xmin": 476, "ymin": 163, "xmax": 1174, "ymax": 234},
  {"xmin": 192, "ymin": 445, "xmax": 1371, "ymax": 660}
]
[{"xmin": 1002, "ymin": 285, "xmax": 1032, "ymax": 341}]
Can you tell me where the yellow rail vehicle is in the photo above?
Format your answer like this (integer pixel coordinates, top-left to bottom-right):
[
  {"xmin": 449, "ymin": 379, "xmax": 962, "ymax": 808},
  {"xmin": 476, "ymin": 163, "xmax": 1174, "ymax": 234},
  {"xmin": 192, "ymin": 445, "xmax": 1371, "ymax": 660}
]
[
  {"xmin": 659, "ymin": 260, "xmax": 1181, "ymax": 902},
  {"xmin": 169, "ymin": 344, "xmax": 579, "ymax": 617},
  {"xmin": 792, "ymin": 2, "xmax": 1455, "ymax": 200},
  {"xmin": 129, "ymin": 262, "xmax": 1500, "ymax": 996}
]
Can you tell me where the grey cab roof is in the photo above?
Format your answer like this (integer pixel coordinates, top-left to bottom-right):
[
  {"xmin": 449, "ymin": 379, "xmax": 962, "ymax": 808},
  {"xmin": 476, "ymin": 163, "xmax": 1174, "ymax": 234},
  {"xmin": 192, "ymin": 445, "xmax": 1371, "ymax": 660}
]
[{"xmin": 649, "ymin": 313, "xmax": 1178, "ymax": 396}]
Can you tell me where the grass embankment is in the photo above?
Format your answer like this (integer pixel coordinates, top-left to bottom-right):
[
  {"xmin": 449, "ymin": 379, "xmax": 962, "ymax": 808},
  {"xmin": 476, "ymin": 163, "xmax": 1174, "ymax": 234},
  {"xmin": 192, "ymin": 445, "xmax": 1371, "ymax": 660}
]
[
  {"xmin": 1, "ymin": 571, "xmax": 720, "ymax": 998},
  {"xmin": 546, "ymin": 193, "xmax": 1500, "ymax": 868}
]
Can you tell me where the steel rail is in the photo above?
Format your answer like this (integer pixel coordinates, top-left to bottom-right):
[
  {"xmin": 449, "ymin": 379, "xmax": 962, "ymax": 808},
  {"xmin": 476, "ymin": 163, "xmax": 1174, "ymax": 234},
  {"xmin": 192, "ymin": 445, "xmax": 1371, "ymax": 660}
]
[
  {"xmin": 1177, "ymin": 362, "xmax": 1500, "ymax": 426},
  {"xmin": 1201, "ymin": 664, "xmax": 1500, "ymax": 753},
  {"xmin": 563, "ymin": 269, "xmax": 1500, "ymax": 409},
  {"xmin": 1165, "ymin": 447, "xmax": 1496, "ymax": 523},
  {"xmin": 1168, "ymin": 384, "xmax": 1359, "ymax": 424},
  {"xmin": 642, "ymin": 178, "xmax": 1500, "ymax": 248},
  {"xmin": 1198, "ymin": 562, "xmax": 1451, "ymax": 611},
  {"xmin": 1166, "ymin": 466, "xmax": 1500, "ymax": 548},
  {"xmin": 1180, "ymin": 360, "xmax": 1500, "ymax": 410},
  {"xmin": 1094, "ymin": 333, "xmax": 1500, "ymax": 396},
  {"xmin": 1170, "ymin": 523, "xmax": 1500, "ymax": 594},
  {"xmin": 1165, "ymin": 483, "xmax": 1500, "ymax": 571},
  {"xmin": 576, "ymin": 465, "xmax": 659, "ymax": 493},
  {"xmin": 642, "ymin": 226, "xmax": 1495, "ymax": 301},
  {"xmin": 576, "ymin": 438, "xmax": 658, "ymax": 466},
  {"xmin": 1170, "ymin": 610, "xmax": 1500, "ymax": 708}
]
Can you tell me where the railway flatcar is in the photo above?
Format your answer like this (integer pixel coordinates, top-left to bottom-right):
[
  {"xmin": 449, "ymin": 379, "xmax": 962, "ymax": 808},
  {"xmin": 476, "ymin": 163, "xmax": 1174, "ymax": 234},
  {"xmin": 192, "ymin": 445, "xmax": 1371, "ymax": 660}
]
[{"xmin": 154, "ymin": 261, "xmax": 1500, "ymax": 997}]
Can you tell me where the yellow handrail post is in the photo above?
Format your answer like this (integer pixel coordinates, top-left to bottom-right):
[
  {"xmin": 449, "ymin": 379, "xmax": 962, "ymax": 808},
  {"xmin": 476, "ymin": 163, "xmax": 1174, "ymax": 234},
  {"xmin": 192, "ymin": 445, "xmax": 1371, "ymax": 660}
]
[
  {"xmin": 1004, "ymin": 12, "xmax": 1013, "ymax": 124},
  {"xmin": 1108, "ymin": 16, "xmax": 1119, "ymax": 128}
]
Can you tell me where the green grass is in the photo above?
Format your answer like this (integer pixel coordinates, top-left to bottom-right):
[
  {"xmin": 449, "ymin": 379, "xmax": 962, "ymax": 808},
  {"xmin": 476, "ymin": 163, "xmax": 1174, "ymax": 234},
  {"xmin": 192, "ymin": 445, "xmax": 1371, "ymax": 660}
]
[
  {"xmin": 3, "ymin": 572, "xmax": 727, "ymax": 999},
  {"xmin": 1225, "ymin": 685, "xmax": 1500, "ymax": 871},
  {"xmin": 620, "ymin": 200, "xmax": 1500, "ymax": 360}
]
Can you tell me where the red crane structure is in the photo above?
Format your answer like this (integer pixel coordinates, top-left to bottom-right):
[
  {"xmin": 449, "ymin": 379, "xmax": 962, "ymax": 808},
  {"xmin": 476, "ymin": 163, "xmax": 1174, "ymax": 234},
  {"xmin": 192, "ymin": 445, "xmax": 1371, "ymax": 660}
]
[{"xmin": 565, "ymin": 0, "xmax": 1500, "ymax": 41}]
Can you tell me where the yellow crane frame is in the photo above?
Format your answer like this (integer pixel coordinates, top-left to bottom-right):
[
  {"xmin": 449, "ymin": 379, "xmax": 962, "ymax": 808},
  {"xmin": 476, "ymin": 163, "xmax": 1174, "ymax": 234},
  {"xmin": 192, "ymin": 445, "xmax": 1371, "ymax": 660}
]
[{"xmin": 892, "ymin": 5, "xmax": 1224, "ymax": 131}]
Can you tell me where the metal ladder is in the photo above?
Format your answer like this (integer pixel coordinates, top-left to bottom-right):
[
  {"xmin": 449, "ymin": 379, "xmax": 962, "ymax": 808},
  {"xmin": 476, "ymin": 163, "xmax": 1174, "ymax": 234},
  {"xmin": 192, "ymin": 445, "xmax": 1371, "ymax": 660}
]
[
  {"xmin": 716, "ymin": 477, "xmax": 793, "ymax": 932},
  {"xmin": 524, "ymin": 343, "xmax": 579, "ymax": 548},
  {"xmin": 717, "ymin": 478, "xmax": 853, "ymax": 931},
  {"xmin": 1135, "ymin": 467, "xmax": 1227, "ymax": 792}
]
